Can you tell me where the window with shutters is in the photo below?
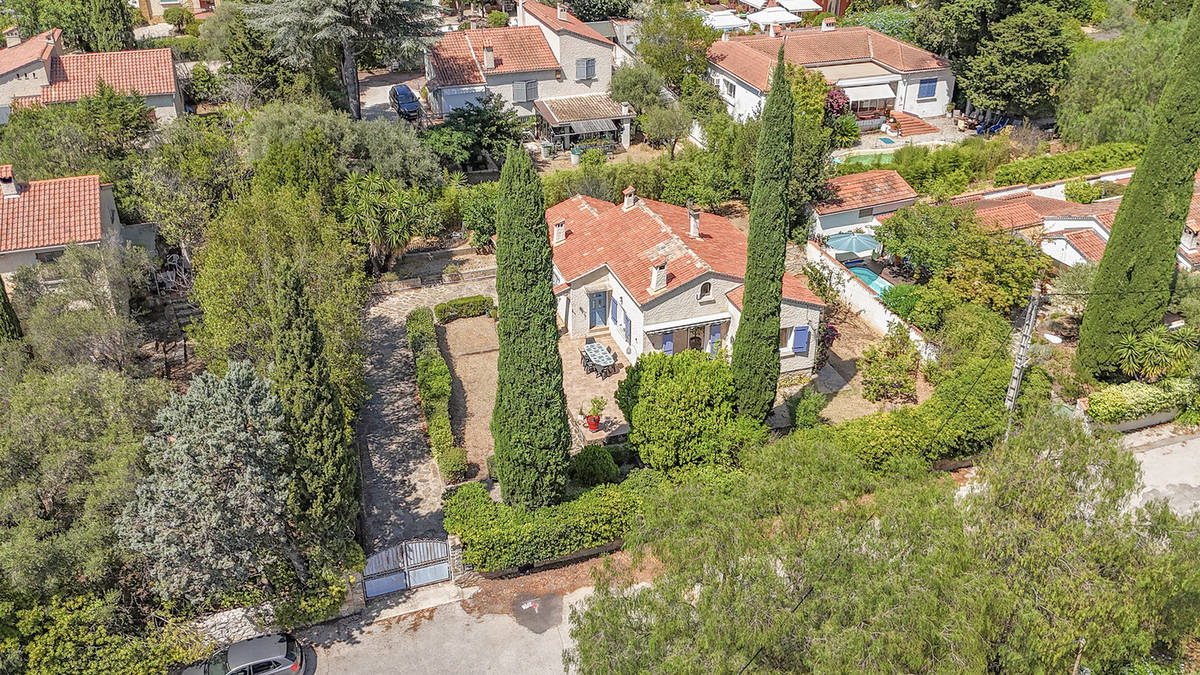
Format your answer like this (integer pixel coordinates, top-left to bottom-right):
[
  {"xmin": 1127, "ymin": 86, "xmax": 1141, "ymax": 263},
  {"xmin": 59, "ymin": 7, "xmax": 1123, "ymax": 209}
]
[
  {"xmin": 917, "ymin": 78, "xmax": 937, "ymax": 99},
  {"xmin": 723, "ymin": 79, "xmax": 735, "ymax": 98},
  {"xmin": 575, "ymin": 58, "xmax": 596, "ymax": 80},
  {"xmin": 513, "ymin": 80, "xmax": 538, "ymax": 102}
]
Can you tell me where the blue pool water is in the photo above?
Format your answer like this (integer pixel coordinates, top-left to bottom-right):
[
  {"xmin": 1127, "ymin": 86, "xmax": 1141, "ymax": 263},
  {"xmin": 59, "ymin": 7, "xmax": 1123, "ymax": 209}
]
[
  {"xmin": 880, "ymin": 137, "xmax": 896, "ymax": 145},
  {"xmin": 849, "ymin": 266, "xmax": 893, "ymax": 295}
]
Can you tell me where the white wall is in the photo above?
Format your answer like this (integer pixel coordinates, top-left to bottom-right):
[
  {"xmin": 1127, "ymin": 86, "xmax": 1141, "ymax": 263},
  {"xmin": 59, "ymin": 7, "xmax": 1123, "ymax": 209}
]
[
  {"xmin": 814, "ymin": 197, "xmax": 914, "ymax": 237},
  {"xmin": 708, "ymin": 65, "xmax": 764, "ymax": 122},
  {"xmin": 146, "ymin": 92, "xmax": 182, "ymax": 122},
  {"xmin": 1041, "ymin": 238, "xmax": 1087, "ymax": 268},
  {"xmin": 805, "ymin": 241, "xmax": 935, "ymax": 360},
  {"xmin": 893, "ymin": 68, "xmax": 954, "ymax": 118},
  {"xmin": 432, "ymin": 84, "xmax": 488, "ymax": 115},
  {"xmin": 0, "ymin": 61, "xmax": 50, "ymax": 123}
]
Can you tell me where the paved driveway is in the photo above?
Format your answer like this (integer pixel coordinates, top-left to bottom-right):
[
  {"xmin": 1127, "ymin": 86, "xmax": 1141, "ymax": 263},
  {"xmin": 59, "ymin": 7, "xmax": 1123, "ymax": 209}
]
[
  {"xmin": 1125, "ymin": 428, "xmax": 1200, "ymax": 514},
  {"xmin": 358, "ymin": 70, "xmax": 427, "ymax": 122}
]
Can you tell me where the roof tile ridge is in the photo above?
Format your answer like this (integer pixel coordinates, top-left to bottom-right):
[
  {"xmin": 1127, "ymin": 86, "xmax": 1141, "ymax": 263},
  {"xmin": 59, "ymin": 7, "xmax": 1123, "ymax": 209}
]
[
  {"xmin": 461, "ymin": 31, "xmax": 486, "ymax": 82},
  {"xmin": 645, "ymin": 202, "xmax": 712, "ymax": 272}
]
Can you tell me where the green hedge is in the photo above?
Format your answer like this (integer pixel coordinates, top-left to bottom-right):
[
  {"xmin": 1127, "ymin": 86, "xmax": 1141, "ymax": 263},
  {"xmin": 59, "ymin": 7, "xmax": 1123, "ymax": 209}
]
[
  {"xmin": 407, "ymin": 308, "xmax": 467, "ymax": 483},
  {"xmin": 434, "ymin": 295, "xmax": 494, "ymax": 323},
  {"xmin": 1086, "ymin": 378, "xmax": 1194, "ymax": 423},
  {"xmin": 993, "ymin": 143, "xmax": 1143, "ymax": 186},
  {"xmin": 443, "ymin": 470, "xmax": 664, "ymax": 571},
  {"xmin": 139, "ymin": 36, "xmax": 207, "ymax": 60}
]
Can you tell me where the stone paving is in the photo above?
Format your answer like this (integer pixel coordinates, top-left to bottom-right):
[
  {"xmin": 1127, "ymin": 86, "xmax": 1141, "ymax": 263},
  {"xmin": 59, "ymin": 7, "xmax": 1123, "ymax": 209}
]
[{"xmin": 358, "ymin": 279, "xmax": 496, "ymax": 555}]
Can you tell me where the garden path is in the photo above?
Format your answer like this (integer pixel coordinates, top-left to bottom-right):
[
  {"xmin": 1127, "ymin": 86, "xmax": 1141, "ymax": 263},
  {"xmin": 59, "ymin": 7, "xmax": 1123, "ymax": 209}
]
[{"xmin": 358, "ymin": 279, "xmax": 496, "ymax": 554}]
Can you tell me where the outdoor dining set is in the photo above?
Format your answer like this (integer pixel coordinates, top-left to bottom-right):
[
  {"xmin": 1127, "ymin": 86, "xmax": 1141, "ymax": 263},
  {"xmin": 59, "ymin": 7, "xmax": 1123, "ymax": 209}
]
[{"xmin": 580, "ymin": 341, "xmax": 617, "ymax": 379}]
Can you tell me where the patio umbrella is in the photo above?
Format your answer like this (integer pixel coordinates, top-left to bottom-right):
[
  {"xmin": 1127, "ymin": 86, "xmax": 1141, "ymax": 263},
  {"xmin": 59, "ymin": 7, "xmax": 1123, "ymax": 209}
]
[
  {"xmin": 826, "ymin": 232, "xmax": 880, "ymax": 254},
  {"xmin": 747, "ymin": 6, "xmax": 803, "ymax": 27}
]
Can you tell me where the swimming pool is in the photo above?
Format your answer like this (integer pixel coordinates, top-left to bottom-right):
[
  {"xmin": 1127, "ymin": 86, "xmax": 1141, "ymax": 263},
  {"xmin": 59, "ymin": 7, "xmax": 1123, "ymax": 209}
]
[{"xmin": 848, "ymin": 265, "xmax": 893, "ymax": 295}]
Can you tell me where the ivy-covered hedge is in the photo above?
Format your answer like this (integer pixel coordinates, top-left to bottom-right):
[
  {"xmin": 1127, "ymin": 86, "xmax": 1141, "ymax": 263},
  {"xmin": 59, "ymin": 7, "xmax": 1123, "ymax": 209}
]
[
  {"xmin": 407, "ymin": 308, "xmax": 467, "ymax": 482},
  {"xmin": 1086, "ymin": 378, "xmax": 1194, "ymax": 424},
  {"xmin": 443, "ymin": 470, "xmax": 664, "ymax": 571},
  {"xmin": 434, "ymin": 295, "xmax": 494, "ymax": 323},
  {"xmin": 994, "ymin": 143, "xmax": 1143, "ymax": 186},
  {"xmin": 138, "ymin": 36, "xmax": 208, "ymax": 60}
]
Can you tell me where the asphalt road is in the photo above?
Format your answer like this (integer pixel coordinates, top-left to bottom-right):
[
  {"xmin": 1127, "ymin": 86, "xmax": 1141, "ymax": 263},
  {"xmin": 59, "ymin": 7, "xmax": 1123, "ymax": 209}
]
[{"xmin": 301, "ymin": 586, "xmax": 589, "ymax": 674}]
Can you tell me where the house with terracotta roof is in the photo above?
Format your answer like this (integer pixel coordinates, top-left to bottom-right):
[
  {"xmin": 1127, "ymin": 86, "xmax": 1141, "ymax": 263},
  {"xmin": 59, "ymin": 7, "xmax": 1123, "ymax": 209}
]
[
  {"xmin": 0, "ymin": 29, "xmax": 182, "ymax": 124},
  {"xmin": 813, "ymin": 169, "xmax": 917, "ymax": 237},
  {"xmin": 0, "ymin": 165, "xmax": 128, "ymax": 277},
  {"xmin": 426, "ymin": 1, "xmax": 635, "ymax": 150},
  {"xmin": 137, "ymin": 0, "xmax": 219, "ymax": 24},
  {"xmin": 706, "ymin": 23, "xmax": 954, "ymax": 124},
  {"xmin": 547, "ymin": 186, "xmax": 825, "ymax": 374}
]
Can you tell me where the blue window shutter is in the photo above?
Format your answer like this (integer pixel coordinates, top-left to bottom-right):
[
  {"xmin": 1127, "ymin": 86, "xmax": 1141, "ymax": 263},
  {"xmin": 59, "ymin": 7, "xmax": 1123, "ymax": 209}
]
[
  {"xmin": 918, "ymin": 78, "xmax": 937, "ymax": 99},
  {"xmin": 624, "ymin": 315, "xmax": 631, "ymax": 343},
  {"xmin": 576, "ymin": 59, "xmax": 586, "ymax": 79},
  {"xmin": 662, "ymin": 332, "xmax": 673, "ymax": 355},
  {"xmin": 610, "ymin": 297, "xmax": 617, "ymax": 323},
  {"xmin": 792, "ymin": 326, "xmax": 810, "ymax": 354},
  {"xmin": 709, "ymin": 324, "xmax": 721, "ymax": 354}
]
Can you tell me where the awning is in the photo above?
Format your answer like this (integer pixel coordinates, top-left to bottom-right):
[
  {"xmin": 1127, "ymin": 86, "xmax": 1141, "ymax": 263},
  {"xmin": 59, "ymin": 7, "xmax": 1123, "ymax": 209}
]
[
  {"xmin": 704, "ymin": 10, "xmax": 751, "ymax": 30},
  {"xmin": 844, "ymin": 83, "xmax": 897, "ymax": 102},
  {"xmin": 747, "ymin": 6, "xmax": 803, "ymax": 26},
  {"xmin": 777, "ymin": 0, "xmax": 822, "ymax": 12},
  {"xmin": 741, "ymin": 0, "xmax": 767, "ymax": 9},
  {"xmin": 569, "ymin": 118, "xmax": 618, "ymax": 134},
  {"xmin": 643, "ymin": 312, "xmax": 731, "ymax": 335}
]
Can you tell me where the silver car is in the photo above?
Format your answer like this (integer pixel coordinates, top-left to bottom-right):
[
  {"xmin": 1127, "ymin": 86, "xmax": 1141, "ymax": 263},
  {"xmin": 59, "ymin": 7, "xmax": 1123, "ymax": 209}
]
[{"xmin": 182, "ymin": 634, "xmax": 304, "ymax": 675}]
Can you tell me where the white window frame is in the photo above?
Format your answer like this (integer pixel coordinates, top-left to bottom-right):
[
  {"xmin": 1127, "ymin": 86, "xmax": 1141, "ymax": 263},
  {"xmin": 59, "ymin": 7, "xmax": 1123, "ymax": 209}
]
[
  {"xmin": 575, "ymin": 58, "xmax": 596, "ymax": 80},
  {"xmin": 698, "ymin": 281, "xmax": 713, "ymax": 302},
  {"xmin": 916, "ymin": 77, "xmax": 938, "ymax": 100}
]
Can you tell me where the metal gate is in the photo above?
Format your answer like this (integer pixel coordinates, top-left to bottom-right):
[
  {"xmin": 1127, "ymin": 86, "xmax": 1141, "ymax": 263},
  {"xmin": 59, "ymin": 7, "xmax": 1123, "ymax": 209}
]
[{"xmin": 362, "ymin": 539, "xmax": 452, "ymax": 599}]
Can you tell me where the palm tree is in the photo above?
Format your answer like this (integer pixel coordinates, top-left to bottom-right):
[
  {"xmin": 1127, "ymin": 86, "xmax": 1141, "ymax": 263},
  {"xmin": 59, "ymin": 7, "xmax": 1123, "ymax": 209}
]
[
  {"xmin": 245, "ymin": 0, "xmax": 437, "ymax": 119},
  {"xmin": 1115, "ymin": 325, "xmax": 1194, "ymax": 382}
]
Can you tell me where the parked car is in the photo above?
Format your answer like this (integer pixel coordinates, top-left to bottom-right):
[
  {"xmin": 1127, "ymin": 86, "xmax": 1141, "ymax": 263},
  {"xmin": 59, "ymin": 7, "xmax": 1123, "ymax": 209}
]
[
  {"xmin": 390, "ymin": 84, "xmax": 422, "ymax": 121},
  {"xmin": 182, "ymin": 634, "xmax": 303, "ymax": 675}
]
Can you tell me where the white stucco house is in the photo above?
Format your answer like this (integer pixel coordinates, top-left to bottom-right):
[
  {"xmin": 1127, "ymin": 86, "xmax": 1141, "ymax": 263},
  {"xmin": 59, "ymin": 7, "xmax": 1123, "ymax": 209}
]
[
  {"xmin": 706, "ymin": 23, "xmax": 954, "ymax": 124},
  {"xmin": 0, "ymin": 164, "xmax": 141, "ymax": 278},
  {"xmin": 813, "ymin": 169, "xmax": 917, "ymax": 237},
  {"xmin": 547, "ymin": 187, "xmax": 826, "ymax": 374},
  {"xmin": 426, "ymin": 0, "xmax": 634, "ymax": 150},
  {"xmin": 0, "ymin": 28, "xmax": 183, "ymax": 124}
]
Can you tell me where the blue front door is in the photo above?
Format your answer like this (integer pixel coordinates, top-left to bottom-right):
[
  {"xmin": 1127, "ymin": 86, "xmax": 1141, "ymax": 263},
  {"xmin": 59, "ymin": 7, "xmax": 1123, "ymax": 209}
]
[{"xmin": 589, "ymin": 292, "xmax": 607, "ymax": 328}]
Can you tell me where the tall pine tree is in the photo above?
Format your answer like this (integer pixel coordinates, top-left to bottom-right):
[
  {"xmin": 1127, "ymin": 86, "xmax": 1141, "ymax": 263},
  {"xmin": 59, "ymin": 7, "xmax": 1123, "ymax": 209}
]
[
  {"xmin": 731, "ymin": 47, "xmax": 794, "ymax": 420},
  {"xmin": 271, "ymin": 264, "xmax": 359, "ymax": 541},
  {"xmin": 89, "ymin": 0, "xmax": 134, "ymax": 52},
  {"xmin": 0, "ymin": 276, "xmax": 22, "ymax": 342},
  {"xmin": 1076, "ymin": 0, "xmax": 1200, "ymax": 377},
  {"xmin": 490, "ymin": 146, "xmax": 571, "ymax": 509}
]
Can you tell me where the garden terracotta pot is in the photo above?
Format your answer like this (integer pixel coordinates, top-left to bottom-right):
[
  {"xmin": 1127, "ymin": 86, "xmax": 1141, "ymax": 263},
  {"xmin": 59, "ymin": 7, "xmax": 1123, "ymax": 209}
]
[{"xmin": 586, "ymin": 415, "xmax": 600, "ymax": 432}]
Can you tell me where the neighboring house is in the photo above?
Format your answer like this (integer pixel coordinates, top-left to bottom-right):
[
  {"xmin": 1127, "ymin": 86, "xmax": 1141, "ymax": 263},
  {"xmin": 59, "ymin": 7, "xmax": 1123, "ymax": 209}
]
[
  {"xmin": 139, "ymin": 0, "xmax": 219, "ymax": 22},
  {"xmin": 548, "ymin": 187, "xmax": 826, "ymax": 374},
  {"xmin": 0, "ymin": 29, "xmax": 182, "ymax": 123},
  {"xmin": 426, "ymin": 1, "xmax": 633, "ymax": 150},
  {"xmin": 706, "ymin": 23, "xmax": 954, "ymax": 123},
  {"xmin": 0, "ymin": 164, "xmax": 140, "ymax": 278},
  {"xmin": 813, "ymin": 169, "xmax": 917, "ymax": 237},
  {"xmin": 584, "ymin": 17, "xmax": 639, "ymax": 65}
]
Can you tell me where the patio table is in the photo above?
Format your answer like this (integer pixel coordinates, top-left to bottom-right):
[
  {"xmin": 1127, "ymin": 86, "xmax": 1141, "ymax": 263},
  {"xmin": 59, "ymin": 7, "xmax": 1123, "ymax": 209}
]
[{"xmin": 583, "ymin": 342, "xmax": 615, "ymax": 377}]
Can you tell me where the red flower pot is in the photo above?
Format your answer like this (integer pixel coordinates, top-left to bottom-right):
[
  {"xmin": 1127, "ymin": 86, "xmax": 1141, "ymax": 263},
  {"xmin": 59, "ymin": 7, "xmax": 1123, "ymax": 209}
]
[{"xmin": 586, "ymin": 415, "xmax": 600, "ymax": 432}]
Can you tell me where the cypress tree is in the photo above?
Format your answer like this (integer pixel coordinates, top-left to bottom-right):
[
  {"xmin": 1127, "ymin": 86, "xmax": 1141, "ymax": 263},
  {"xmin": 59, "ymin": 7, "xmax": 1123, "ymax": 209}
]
[
  {"xmin": 90, "ymin": 0, "xmax": 134, "ymax": 52},
  {"xmin": 490, "ymin": 145, "xmax": 571, "ymax": 509},
  {"xmin": 0, "ymin": 276, "xmax": 22, "ymax": 342},
  {"xmin": 1077, "ymin": 0, "xmax": 1200, "ymax": 377},
  {"xmin": 271, "ymin": 264, "xmax": 359, "ymax": 541},
  {"xmin": 731, "ymin": 47, "xmax": 794, "ymax": 420}
]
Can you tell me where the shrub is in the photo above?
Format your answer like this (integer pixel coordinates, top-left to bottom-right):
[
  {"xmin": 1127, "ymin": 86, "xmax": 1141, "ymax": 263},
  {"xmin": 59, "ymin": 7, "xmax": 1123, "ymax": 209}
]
[
  {"xmin": 487, "ymin": 9, "xmax": 510, "ymax": 27},
  {"xmin": 434, "ymin": 294, "xmax": 494, "ymax": 323},
  {"xmin": 787, "ymin": 388, "xmax": 828, "ymax": 429},
  {"xmin": 993, "ymin": 143, "xmax": 1143, "ymax": 186},
  {"xmin": 187, "ymin": 63, "xmax": 221, "ymax": 103},
  {"xmin": 927, "ymin": 303, "xmax": 1011, "ymax": 379},
  {"xmin": 830, "ymin": 113, "xmax": 861, "ymax": 149},
  {"xmin": 415, "ymin": 352, "xmax": 451, "ymax": 416},
  {"xmin": 1086, "ymin": 380, "xmax": 1180, "ymax": 423},
  {"xmin": 406, "ymin": 307, "xmax": 437, "ymax": 355},
  {"xmin": 880, "ymin": 283, "xmax": 921, "ymax": 320},
  {"xmin": 140, "ymin": 35, "xmax": 207, "ymax": 60},
  {"xmin": 163, "ymin": 6, "xmax": 194, "ymax": 30},
  {"xmin": 570, "ymin": 445, "xmax": 620, "ymax": 486},
  {"xmin": 580, "ymin": 149, "xmax": 607, "ymax": 167},
  {"xmin": 443, "ymin": 472, "xmax": 664, "ymax": 571},
  {"xmin": 1064, "ymin": 179, "xmax": 1103, "ymax": 204},
  {"xmin": 438, "ymin": 447, "xmax": 468, "ymax": 483},
  {"xmin": 427, "ymin": 413, "xmax": 453, "ymax": 454},
  {"xmin": 909, "ymin": 277, "xmax": 961, "ymax": 331},
  {"xmin": 860, "ymin": 323, "xmax": 920, "ymax": 404}
]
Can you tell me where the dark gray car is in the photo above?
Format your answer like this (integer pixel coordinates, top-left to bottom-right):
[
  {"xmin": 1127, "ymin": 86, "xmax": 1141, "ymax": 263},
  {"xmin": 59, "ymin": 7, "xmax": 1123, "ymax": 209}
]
[{"xmin": 182, "ymin": 634, "xmax": 303, "ymax": 675}]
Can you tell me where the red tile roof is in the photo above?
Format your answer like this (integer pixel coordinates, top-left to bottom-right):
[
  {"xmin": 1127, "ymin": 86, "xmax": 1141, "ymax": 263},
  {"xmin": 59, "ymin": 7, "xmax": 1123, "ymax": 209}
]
[
  {"xmin": 815, "ymin": 170, "xmax": 916, "ymax": 215},
  {"xmin": 521, "ymin": 0, "xmax": 612, "ymax": 45},
  {"xmin": 712, "ymin": 26, "xmax": 948, "ymax": 91},
  {"xmin": 428, "ymin": 27, "xmax": 560, "ymax": 87},
  {"xmin": 1061, "ymin": 229, "xmax": 1107, "ymax": 261},
  {"xmin": 0, "ymin": 28, "xmax": 58, "ymax": 77},
  {"xmin": 0, "ymin": 167, "xmax": 104, "ymax": 253},
  {"xmin": 546, "ymin": 192, "xmax": 823, "ymax": 307},
  {"xmin": 40, "ymin": 48, "xmax": 177, "ymax": 103},
  {"xmin": 972, "ymin": 200, "xmax": 1044, "ymax": 231}
]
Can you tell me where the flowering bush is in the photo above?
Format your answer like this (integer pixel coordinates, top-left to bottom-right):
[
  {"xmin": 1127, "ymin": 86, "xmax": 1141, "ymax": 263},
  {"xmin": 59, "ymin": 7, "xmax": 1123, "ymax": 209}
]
[{"xmin": 825, "ymin": 88, "xmax": 850, "ymax": 120}]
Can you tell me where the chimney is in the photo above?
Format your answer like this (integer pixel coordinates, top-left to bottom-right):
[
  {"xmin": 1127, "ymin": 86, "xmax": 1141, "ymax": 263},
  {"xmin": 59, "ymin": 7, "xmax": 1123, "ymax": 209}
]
[
  {"xmin": 622, "ymin": 185, "xmax": 637, "ymax": 210},
  {"xmin": 687, "ymin": 200, "xmax": 700, "ymax": 238},
  {"xmin": 517, "ymin": 0, "xmax": 526, "ymax": 24},
  {"xmin": 650, "ymin": 259, "xmax": 667, "ymax": 293},
  {"xmin": 482, "ymin": 42, "xmax": 495, "ymax": 70},
  {"xmin": 0, "ymin": 167, "xmax": 18, "ymax": 199},
  {"xmin": 552, "ymin": 218, "xmax": 566, "ymax": 244},
  {"xmin": 821, "ymin": 16, "xmax": 836, "ymax": 31},
  {"xmin": 3, "ymin": 27, "xmax": 19, "ymax": 49},
  {"xmin": 721, "ymin": 31, "xmax": 730, "ymax": 42},
  {"xmin": 557, "ymin": 2, "xmax": 568, "ymax": 20},
  {"xmin": 768, "ymin": 23, "xmax": 776, "ymax": 38},
  {"xmin": 621, "ymin": 101, "xmax": 630, "ymax": 116}
]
